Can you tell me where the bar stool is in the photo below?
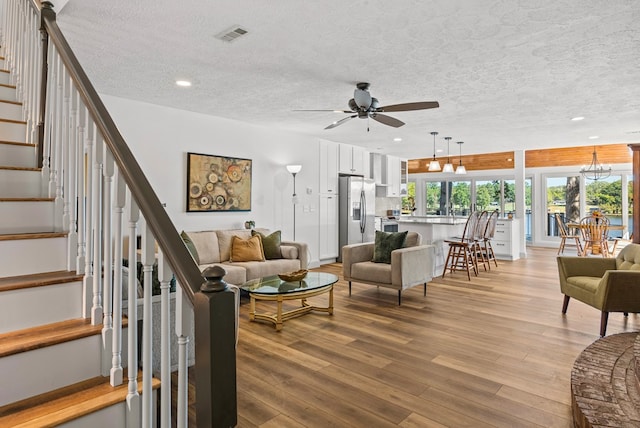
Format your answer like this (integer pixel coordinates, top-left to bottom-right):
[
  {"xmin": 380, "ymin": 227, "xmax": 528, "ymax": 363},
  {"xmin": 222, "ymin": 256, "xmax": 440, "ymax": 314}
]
[{"xmin": 443, "ymin": 211, "xmax": 480, "ymax": 280}]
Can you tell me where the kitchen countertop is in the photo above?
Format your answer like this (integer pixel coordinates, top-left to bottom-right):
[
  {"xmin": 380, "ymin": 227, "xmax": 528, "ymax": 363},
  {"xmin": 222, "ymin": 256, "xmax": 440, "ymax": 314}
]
[{"xmin": 397, "ymin": 216, "xmax": 468, "ymax": 225}]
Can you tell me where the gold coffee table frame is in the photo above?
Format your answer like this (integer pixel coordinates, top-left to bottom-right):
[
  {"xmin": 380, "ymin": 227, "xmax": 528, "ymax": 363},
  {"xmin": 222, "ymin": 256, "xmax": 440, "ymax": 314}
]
[{"xmin": 241, "ymin": 272, "xmax": 338, "ymax": 331}]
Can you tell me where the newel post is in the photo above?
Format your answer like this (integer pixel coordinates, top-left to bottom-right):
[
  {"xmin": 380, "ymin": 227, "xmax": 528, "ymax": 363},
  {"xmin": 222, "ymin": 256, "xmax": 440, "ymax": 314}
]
[{"xmin": 194, "ymin": 266, "xmax": 237, "ymax": 427}]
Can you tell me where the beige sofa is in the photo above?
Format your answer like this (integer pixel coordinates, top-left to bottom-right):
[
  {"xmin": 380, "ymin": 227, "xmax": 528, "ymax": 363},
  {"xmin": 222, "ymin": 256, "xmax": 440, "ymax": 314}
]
[
  {"xmin": 183, "ymin": 228, "xmax": 308, "ymax": 285},
  {"xmin": 342, "ymin": 231, "xmax": 436, "ymax": 305}
]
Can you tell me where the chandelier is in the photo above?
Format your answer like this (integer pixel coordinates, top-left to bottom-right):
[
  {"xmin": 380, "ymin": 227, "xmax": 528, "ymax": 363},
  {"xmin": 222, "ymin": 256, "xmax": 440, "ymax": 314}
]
[{"xmin": 580, "ymin": 146, "xmax": 611, "ymax": 181}]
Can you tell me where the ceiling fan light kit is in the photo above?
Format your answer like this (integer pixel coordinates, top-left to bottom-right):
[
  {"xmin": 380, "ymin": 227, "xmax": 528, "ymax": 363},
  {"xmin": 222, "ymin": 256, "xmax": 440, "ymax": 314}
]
[
  {"xmin": 296, "ymin": 82, "xmax": 439, "ymax": 130},
  {"xmin": 428, "ymin": 131, "xmax": 441, "ymax": 171}
]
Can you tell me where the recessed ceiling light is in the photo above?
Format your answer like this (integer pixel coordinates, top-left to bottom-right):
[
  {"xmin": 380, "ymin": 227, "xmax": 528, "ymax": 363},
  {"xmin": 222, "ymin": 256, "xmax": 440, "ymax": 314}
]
[
  {"xmin": 571, "ymin": 116, "xmax": 585, "ymax": 121},
  {"xmin": 507, "ymin": 158, "xmax": 513, "ymax": 162},
  {"xmin": 393, "ymin": 137, "xmax": 402, "ymax": 142},
  {"xmin": 588, "ymin": 135, "xmax": 599, "ymax": 139},
  {"xmin": 333, "ymin": 110, "xmax": 344, "ymax": 113},
  {"xmin": 176, "ymin": 80, "xmax": 192, "ymax": 87},
  {"xmin": 436, "ymin": 149, "xmax": 443, "ymax": 153}
]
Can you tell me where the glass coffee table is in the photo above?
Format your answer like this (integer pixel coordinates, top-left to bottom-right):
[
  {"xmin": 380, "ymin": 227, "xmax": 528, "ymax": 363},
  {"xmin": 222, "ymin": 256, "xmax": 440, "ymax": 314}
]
[{"xmin": 240, "ymin": 272, "xmax": 338, "ymax": 331}]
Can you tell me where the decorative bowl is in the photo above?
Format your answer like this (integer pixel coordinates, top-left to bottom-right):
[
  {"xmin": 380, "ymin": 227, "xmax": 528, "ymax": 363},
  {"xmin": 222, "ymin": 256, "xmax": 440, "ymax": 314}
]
[{"xmin": 278, "ymin": 269, "xmax": 308, "ymax": 282}]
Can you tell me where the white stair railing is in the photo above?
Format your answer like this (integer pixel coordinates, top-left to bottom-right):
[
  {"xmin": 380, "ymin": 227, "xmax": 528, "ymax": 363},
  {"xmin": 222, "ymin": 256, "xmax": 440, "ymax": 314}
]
[{"xmin": 2, "ymin": 1, "xmax": 238, "ymax": 426}]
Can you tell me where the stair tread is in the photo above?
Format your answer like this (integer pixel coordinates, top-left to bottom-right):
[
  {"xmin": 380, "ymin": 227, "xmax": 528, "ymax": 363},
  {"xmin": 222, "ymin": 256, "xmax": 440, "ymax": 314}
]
[
  {"xmin": 0, "ymin": 232, "xmax": 65, "ymax": 241},
  {"xmin": 0, "ymin": 140, "xmax": 34, "ymax": 147},
  {"xmin": 0, "ymin": 270, "xmax": 83, "ymax": 292},
  {"xmin": 0, "ymin": 372, "xmax": 160, "ymax": 427},
  {"xmin": 0, "ymin": 318, "xmax": 106, "ymax": 358},
  {"xmin": 0, "ymin": 197, "xmax": 54, "ymax": 202},
  {"xmin": 0, "ymin": 83, "xmax": 16, "ymax": 89},
  {"xmin": 0, "ymin": 98, "xmax": 22, "ymax": 106},
  {"xmin": 0, "ymin": 117, "xmax": 26, "ymax": 124},
  {"xmin": 0, "ymin": 166, "xmax": 40, "ymax": 171}
]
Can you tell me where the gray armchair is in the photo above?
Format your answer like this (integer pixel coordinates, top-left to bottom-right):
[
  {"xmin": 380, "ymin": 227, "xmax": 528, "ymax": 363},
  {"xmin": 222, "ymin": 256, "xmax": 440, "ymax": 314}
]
[{"xmin": 342, "ymin": 232, "xmax": 435, "ymax": 305}]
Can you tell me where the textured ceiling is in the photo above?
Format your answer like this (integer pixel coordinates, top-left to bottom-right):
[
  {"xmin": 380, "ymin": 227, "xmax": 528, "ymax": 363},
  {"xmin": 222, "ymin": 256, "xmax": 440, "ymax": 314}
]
[{"xmin": 56, "ymin": 0, "xmax": 640, "ymax": 159}]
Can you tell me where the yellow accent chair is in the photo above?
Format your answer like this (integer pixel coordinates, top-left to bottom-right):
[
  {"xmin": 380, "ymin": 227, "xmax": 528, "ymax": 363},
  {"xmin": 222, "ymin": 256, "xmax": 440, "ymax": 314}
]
[{"xmin": 557, "ymin": 243, "xmax": 640, "ymax": 336}]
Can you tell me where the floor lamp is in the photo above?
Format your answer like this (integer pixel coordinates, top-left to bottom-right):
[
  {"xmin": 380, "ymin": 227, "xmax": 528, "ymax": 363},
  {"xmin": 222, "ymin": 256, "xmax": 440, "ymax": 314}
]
[{"xmin": 286, "ymin": 164, "xmax": 302, "ymax": 240}]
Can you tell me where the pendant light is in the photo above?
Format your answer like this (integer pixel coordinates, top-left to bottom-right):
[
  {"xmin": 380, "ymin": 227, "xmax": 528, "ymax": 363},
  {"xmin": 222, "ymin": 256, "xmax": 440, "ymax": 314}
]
[
  {"xmin": 455, "ymin": 141, "xmax": 467, "ymax": 175},
  {"xmin": 428, "ymin": 131, "xmax": 441, "ymax": 171},
  {"xmin": 442, "ymin": 136, "xmax": 454, "ymax": 173}
]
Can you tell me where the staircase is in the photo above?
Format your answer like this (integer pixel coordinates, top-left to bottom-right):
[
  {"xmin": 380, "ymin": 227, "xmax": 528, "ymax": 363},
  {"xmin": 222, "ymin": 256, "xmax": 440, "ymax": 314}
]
[{"xmin": 0, "ymin": 53, "xmax": 160, "ymax": 426}]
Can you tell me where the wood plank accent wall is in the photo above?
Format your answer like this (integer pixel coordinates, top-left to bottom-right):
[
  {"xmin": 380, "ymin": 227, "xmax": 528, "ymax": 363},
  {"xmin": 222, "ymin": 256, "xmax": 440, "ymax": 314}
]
[
  {"xmin": 524, "ymin": 144, "xmax": 631, "ymax": 168},
  {"xmin": 408, "ymin": 144, "xmax": 632, "ymax": 174},
  {"xmin": 408, "ymin": 151, "xmax": 514, "ymax": 174}
]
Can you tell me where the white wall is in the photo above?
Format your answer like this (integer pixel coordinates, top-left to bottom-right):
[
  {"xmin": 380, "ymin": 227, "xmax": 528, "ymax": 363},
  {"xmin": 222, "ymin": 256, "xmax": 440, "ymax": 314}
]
[{"xmin": 101, "ymin": 94, "xmax": 326, "ymax": 266}]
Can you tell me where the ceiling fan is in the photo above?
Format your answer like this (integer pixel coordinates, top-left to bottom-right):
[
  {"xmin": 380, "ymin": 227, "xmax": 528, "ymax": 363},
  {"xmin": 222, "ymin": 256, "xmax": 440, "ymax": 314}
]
[{"xmin": 296, "ymin": 82, "xmax": 439, "ymax": 130}]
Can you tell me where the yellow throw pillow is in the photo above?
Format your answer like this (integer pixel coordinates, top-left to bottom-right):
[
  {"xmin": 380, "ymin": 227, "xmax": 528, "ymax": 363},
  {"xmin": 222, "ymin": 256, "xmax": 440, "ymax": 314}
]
[{"xmin": 230, "ymin": 235, "xmax": 265, "ymax": 262}]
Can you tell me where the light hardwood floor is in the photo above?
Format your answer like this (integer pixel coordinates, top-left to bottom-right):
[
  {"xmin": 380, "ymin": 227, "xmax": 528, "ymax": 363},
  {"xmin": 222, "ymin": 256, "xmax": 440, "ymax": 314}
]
[{"xmin": 183, "ymin": 246, "xmax": 640, "ymax": 427}]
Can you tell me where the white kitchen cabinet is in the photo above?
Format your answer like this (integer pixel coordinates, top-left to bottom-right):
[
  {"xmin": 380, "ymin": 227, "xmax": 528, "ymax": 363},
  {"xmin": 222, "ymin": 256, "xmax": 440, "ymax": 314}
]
[
  {"xmin": 400, "ymin": 159, "xmax": 408, "ymax": 196},
  {"xmin": 382, "ymin": 155, "xmax": 401, "ymax": 197},
  {"xmin": 319, "ymin": 194, "xmax": 338, "ymax": 259},
  {"xmin": 492, "ymin": 218, "xmax": 520, "ymax": 260},
  {"xmin": 338, "ymin": 143, "xmax": 367, "ymax": 176},
  {"xmin": 319, "ymin": 140, "xmax": 338, "ymax": 194}
]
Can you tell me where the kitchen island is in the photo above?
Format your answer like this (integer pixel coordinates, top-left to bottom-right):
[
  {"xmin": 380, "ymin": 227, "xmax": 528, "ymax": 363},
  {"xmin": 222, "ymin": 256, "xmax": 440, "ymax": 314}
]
[
  {"xmin": 398, "ymin": 215, "xmax": 521, "ymax": 277},
  {"xmin": 397, "ymin": 216, "xmax": 467, "ymax": 277}
]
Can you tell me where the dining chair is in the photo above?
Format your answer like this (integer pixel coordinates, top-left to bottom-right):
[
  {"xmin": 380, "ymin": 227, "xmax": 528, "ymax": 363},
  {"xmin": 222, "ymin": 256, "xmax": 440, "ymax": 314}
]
[
  {"xmin": 554, "ymin": 213, "xmax": 582, "ymax": 255},
  {"xmin": 443, "ymin": 211, "xmax": 480, "ymax": 280},
  {"xmin": 579, "ymin": 215, "xmax": 610, "ymax": 257}
]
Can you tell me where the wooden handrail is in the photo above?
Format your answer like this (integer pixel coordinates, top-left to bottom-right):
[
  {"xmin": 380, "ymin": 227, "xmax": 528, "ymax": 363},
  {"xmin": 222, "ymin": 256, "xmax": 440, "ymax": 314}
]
[{"xmin": 37, "ymin": 2, "xmax": 201, "ymax": 305}]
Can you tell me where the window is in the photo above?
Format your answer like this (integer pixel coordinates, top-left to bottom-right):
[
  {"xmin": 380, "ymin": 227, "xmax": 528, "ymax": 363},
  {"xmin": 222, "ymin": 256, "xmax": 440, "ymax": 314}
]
[
  {"xmin": 451, "ymin": 180, "xmax": 471, "ymax": 216},
  {"xmin": 586, "ymin": 175, "xmax": 623, "ymax": 237},
  {"xmin": 525, "ymin": 178, "xmax": 532, "ymax": 242},
  {"xmin": 401, "ymin": 182, "xmax": 416, "ymax": 214},
  {"xmin": 475, "ymin": 180, "xmax": 500, "ymax": 211},
  {"xmin": 424, "ymin": 181, "xmax": 445, "ymax": 215},
  {"xmin": 546, "ymin": 175, "xmax": 580, "ymax": 236}
]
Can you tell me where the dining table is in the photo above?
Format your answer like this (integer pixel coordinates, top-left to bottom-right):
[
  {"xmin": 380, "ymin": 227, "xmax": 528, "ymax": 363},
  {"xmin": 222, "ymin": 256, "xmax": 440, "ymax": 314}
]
[{"xmin": 566, "ymin": 222, "xmax": 625, "ymax": 256}]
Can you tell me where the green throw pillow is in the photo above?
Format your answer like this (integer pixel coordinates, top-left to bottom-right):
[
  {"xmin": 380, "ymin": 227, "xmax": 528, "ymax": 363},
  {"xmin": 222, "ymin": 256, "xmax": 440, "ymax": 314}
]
[
  {"xmin": 180, "ymin": 231, "xmax": 200, "ymax": 264},
  {"xmin": 372, "ymin": 230, "xmax": 408, "ymax": 264},
  {"xmin": 252, "ymin": 230, "xmax": 282, "ymax": 259}
]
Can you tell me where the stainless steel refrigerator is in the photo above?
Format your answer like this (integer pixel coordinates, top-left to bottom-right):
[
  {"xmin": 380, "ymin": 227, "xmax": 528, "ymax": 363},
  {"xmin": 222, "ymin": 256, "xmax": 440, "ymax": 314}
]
[{"xmin": 338, "ymin": 175, "xmax": 376, "ymax": 261}]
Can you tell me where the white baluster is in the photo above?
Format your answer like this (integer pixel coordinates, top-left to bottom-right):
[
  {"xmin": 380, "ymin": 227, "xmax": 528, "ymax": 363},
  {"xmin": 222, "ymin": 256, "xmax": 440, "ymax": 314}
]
[
  {"xmin": 175, "ymin": 282, "xmax": 193, "ymax": 428},
  {"xmin": 141, "ymin": 224, "xmax": 154, "ymax": 428},
  {"xmin": 101, "ymin": 146, "xmax": 114, "ymax": 374},
  {"xmin": 41, "ymin": 41, "xmax": 54, "ymax": 198},
  {"xmin": 91, "ymin": 133, "xmax": 104, "ymax": 325},
  {"xmin": 110, "ymin": 169, "xmax": 126, "ymax": 387},
  {"xmin": 82, "ymin": 121, "xmax": 95, "ymax": 318},
  {"xmin": 66, "ymin": 84, "xmax": 78, "ymax": 271},
  {"xmin": 126, "ymin": 196, "xmax": 141, "ymax": 428},
  {"xmin": 158, "ymin": 250, "xmax": 172, "ymax": 428},
  {"xmin": 52, "ymin": 53, "xmax": 63, "ymax": 230},
  {"xmin": 76, "ymin": 102, "xmax": 87, "ymax": 273}
]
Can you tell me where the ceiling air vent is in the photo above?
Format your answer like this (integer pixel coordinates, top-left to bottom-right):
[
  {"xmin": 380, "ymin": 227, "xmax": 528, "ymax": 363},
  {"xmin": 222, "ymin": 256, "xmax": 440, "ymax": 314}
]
[{"xmin": 215, "ymin": 26, "xmax": 248, "ymax": 42}]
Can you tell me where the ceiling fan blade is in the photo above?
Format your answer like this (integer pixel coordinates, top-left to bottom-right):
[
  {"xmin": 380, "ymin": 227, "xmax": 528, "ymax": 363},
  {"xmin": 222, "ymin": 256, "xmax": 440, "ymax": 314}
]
[
  {"xmin": 378, "ymin": 101, "xmax": 439, "ymax": 112},
  {"xmin": 371, "ymin": 113, "xmax": 405, "ymax": 128},
  {"xmin": 293, "ymin": 109, "xmax": 354, "ymax": 113},
  {"xmin": 325, "ymin": 115, "xmax": 357, "ymax": 129}
]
